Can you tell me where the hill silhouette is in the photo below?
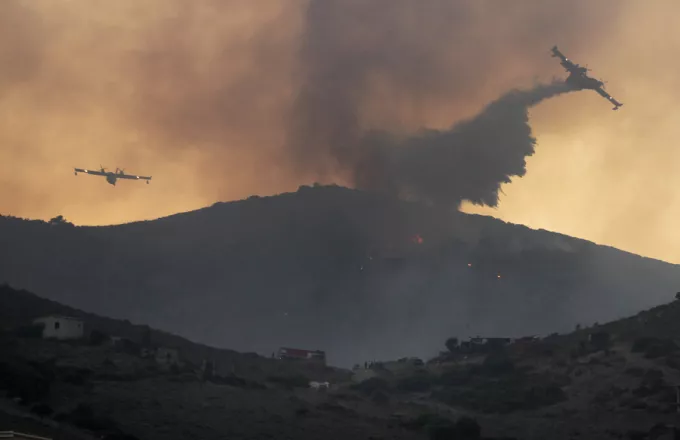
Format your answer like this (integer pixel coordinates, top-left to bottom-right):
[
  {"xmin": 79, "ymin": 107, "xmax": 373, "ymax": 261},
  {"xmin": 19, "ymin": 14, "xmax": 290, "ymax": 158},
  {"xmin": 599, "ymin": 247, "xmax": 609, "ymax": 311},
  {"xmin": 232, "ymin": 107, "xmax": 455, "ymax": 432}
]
[
  {"xmin": 4, "ymin": 282, "xmax": 680, "ymax": 439},
  {"xmin": 1, "ymin": 185, "xmax": 679, "ymax": 366}
]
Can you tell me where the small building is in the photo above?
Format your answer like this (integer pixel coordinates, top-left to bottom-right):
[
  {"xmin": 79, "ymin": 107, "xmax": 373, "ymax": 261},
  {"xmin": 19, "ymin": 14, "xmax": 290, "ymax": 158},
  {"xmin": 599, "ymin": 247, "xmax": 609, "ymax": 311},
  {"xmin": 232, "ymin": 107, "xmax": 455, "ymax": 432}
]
[
  {"xmin": 277, "ymin": 347, "xmax": 326, "ymax": 365},
  {"xmin": 155, "ymin": 347, "xmax": 180, "ymax": 366},
  {"xmin": 32, "ymin": 315, "xmax": 84, "ymax": 340},
  {"xmin": 110, "ymin": 336, "xmax": 123, "ymax": 345},
  {"xmin": 0, "ymin": 431, "xmax": 52, "ymax": 439},
  {"xmin": 513, "ymin": 336, "xmax": 539, "ymax": 343},
  {"xmin": 459, "ymin": 337, "xmax": 512, "ymax": 353}
]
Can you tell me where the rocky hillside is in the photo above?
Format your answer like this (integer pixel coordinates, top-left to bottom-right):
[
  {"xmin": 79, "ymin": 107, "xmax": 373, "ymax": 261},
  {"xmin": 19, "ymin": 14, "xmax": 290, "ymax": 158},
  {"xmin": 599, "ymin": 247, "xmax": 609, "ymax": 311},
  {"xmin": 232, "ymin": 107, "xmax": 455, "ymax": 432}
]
[
  {"xmin": 0, "ymin": 284, "xmax": 346, "ymax": 383},
  {"xmin": 4, "ymin": 285, "xmax": 680, "ymax": 439},
  {"xmin": 0, "ymin": 285, "xmax": 405, "ymax": 439},
  {"xmin": 1, "ymin": 185, "xmax": 679, "ymax": 365}
]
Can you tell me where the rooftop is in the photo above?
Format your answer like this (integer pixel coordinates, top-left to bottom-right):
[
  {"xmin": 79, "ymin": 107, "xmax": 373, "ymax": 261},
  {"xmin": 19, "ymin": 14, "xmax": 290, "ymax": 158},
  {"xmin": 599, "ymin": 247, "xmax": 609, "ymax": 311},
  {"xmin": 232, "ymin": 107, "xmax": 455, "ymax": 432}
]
[
  {"xmin": 0, "ymin": 431, "xmax": 52, "ymax": 440},
  {"xmin": 33, "ymin": 315, "xmax": 83, "ymax": 322}
]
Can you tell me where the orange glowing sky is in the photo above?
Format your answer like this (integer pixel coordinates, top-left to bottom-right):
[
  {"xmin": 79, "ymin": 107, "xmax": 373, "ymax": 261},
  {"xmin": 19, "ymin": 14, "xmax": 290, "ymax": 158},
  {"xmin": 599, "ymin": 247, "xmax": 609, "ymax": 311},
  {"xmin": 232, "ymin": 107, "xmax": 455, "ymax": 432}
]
[{"xmin": 2, "ymin": 1, "xmax": 680, "ymax": 263}]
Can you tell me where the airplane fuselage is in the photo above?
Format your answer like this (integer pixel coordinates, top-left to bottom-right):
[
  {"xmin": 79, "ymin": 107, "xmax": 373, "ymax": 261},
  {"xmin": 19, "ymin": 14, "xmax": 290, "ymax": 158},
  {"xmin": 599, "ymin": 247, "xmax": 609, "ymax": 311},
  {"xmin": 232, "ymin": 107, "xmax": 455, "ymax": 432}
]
[
  {"xmin": 74, "ymin": 166, "xmax": 151, "ymax": 185},
  {"xmin": 565, "ymin": 72, "xmax": 603, "ymax": 90}
]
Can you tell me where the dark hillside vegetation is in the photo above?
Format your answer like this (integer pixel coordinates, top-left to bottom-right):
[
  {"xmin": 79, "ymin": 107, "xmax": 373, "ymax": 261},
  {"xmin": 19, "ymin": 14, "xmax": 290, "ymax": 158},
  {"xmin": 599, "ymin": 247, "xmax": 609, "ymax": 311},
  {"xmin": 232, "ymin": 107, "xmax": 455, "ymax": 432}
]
[{"xmin": 1, "ymin": 185, "xmax": 679, "ymax": 364}]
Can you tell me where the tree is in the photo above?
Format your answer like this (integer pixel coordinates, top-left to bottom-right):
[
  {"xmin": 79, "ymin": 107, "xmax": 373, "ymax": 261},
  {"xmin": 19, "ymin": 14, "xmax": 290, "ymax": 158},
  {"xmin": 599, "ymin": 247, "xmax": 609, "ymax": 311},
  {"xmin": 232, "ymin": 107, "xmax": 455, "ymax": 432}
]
[
  {"xmin": 89, "ymin": 330, "xmax": 110, "ymax": 346},
  {"xmin": 454, "ymin": 416, "xmax": 481, "ymax": 440},
  {"xmin": 445, "ymin": 337, "xmax": 459, "ymax": 353},
  {"xmin": 48, "ymin": 215, "xmax": 73, "ymax": 226},
  {"xmin": 589, "ymin": 331, "xmax": 611, "ymax": 351},
  {"xmin": 140, "ymin": 325, "xmax": 152, "ymax": 347},
  {"xmin": 15, "ymin": 323, "xmax": 45, "ymax": 339}
]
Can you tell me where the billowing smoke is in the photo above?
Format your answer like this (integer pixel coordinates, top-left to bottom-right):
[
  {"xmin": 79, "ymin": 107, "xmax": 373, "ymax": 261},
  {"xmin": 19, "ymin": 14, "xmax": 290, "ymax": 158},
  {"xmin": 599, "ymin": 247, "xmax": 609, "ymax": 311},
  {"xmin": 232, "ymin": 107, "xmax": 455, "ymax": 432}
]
[
  {"xmin": 287, "ymin": 0, "xmax": 606, "ymax": 209},
  {"xmin": 354, "ymin": 81, "xmax": 576, "ymax": 207}
]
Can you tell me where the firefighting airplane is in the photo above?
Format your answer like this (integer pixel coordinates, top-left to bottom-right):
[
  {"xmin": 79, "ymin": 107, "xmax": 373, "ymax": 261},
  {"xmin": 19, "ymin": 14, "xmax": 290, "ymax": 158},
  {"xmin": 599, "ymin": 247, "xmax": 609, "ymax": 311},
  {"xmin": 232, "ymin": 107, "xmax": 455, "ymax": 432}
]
[
  {"xmin": 73, "ymin": 166, "xmax": 152, "ymax": 186},
  {"xmin": 551, "ymin": 45, "xmax": 623, "ymax": 111}
]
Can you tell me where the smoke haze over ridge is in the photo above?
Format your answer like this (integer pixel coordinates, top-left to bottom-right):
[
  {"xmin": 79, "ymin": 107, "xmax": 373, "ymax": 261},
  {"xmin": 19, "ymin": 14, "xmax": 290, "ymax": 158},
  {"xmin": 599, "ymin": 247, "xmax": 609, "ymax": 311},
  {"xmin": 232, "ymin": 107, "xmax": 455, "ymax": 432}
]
[
  {"xmin": 3, "ymin": 1, "xmax": 680, "ymax": 263},
  {"xmin": 350, "ymin": 81, "xmax": 575, "ymax": 207}
]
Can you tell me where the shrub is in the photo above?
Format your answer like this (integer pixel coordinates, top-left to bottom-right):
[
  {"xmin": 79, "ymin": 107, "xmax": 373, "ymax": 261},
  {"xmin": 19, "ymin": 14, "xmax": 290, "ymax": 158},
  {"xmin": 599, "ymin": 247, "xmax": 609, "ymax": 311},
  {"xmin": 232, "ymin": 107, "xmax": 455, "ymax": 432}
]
[
  {"xmin": 116, "ymin": 339, "xmax": 141, "ymax": 356},
  {"xmin": 168, "ymin": 373, "xmax": 199, "ymax": 383},
  {"xmin": 589, "ymin": 331, "xmax": 611, "ymax": 351},
  {"xmin": 445, "ymin": 337, "xmax": 459, "ymax": 353},
  {"xmin": 428, "ymin": 421, "xmax": 458, "ymax": 440},
  {"xmin": 214, "ymin": 374, "xmax": 266, "ymax": 389},
  {"xmin": 30, "ymin": 403, "xmax": 53, "ymax": 418},
  {"xmin": 62, "ymin": 403, "xmax": 119, "ymax": 433},
  {"xmin": 632, "ymin": 337, "xmax": 678, "ymax": 359},
  {"xmin": 481, "ymin": 352, "xmax": 515, "ymax": 375},
  {"xmin": 625, "ymin": 367, "xmax": 646, "ymax": 377},
  {"xmin": 0, "ymin": 361, "xmax": 52, "ymax": 403},
  {"xmin": 350, "ymin": 377, "xmax": 390, "ymax": 394},
  {"xmin": 438, "ymin": 368, "xmax": 470, "ymax": 386},
  {"xmin": 426, "ymin": 416, "xmax": 481, "ymax": 440},
  {"xmin": 396, "ymin": 372, "xmax": 436, "ymax": 392},
  {"xmin": 646, "ymin": 342, "xmax": 678, "ymax": 359},
  {"xmin": 454, "ymin": 416, "xmax": 482, "ymax": 440},
  {"xmin": 59, "ymin": 366, "xmax": 93, "ymax": 385},
  {"xmin": 295, "ymin": 407, "xmax": 310, "ymax": 416},
  {"xmin": 89, "ymin": 330, "xmax": 110, "ymax": 346},
  {"xmin": 434, "ymin": 374, "xmax": 566, "ymax": 413},
  {"xmin": 266, "ymin": 374, "xmax": 310, "ymax": 389},
  {"xmin": 14, "ymin": 323, "xmax": 44, "ymax": 339},
  {"xmin": 523, "ymin": 384, "xmax": 567, "ymax": 407},
  {"xmin": 371, "ymin": 390, "xmax": 390, "ymax": 405},
  {"xmin": 666, "ymin": 355, "xmax": 680, "ymax": 371}
]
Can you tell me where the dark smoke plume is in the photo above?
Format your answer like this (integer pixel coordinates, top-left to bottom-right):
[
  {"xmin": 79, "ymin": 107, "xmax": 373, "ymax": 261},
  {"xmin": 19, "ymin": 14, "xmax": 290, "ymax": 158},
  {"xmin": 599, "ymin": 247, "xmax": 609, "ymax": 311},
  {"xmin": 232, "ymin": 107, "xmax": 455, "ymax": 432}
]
[
  {"xmin": 288, "ymin": 0, "xmax": 604, "ymax": 210},
  {"xmin": 354, "ymin": 81, "xmax": 576, "ymax": 207}
]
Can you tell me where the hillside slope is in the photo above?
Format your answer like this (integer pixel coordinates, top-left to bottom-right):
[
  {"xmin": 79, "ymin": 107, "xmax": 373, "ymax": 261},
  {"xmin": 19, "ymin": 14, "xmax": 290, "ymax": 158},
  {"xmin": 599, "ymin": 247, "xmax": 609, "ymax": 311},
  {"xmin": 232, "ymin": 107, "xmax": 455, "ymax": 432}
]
[
  {"xmin": 0, "ymin": 285, "xmax": 418, "ymax": 440},
  {"xmin": 1, "ymin": 185, "xmax": 679, "ymax": 365},
  {"xmin": 4, "ymin": 285, "xmax": 680, "ymax": 440}
]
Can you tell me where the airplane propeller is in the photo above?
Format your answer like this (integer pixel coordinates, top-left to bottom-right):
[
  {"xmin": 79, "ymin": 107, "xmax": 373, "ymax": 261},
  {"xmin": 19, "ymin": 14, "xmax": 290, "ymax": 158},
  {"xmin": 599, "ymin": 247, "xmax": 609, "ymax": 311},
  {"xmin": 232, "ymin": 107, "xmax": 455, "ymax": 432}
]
[{"xmin": 100, "ymin": 164, "xmax": 108, "ymax": 172}]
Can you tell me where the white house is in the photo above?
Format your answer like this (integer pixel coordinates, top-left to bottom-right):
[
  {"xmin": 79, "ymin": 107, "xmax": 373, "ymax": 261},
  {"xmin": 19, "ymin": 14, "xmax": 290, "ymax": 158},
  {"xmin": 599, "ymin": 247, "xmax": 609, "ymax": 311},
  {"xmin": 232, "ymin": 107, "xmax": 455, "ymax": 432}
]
[{"xmin": 32, "ymin": 315, "xmax": 84, "ymax": 340}]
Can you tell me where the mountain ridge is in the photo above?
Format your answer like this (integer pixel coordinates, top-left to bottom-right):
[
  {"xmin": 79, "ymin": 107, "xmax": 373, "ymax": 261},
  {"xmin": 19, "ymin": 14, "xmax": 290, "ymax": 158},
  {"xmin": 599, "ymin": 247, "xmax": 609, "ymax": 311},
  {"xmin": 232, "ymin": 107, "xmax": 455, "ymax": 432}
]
[{"xmin": 1, "ymin": 185, "xmax": 679, "ymax": 366}]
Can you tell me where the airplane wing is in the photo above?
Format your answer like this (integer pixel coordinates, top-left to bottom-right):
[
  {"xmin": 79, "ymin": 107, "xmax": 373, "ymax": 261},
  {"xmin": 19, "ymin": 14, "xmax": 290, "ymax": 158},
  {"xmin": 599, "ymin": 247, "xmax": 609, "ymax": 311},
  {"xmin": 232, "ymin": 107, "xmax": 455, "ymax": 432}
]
[
  {"xmin": 594, "ymin": 87, "xmax": 623, "ymax": 109},
  {"xmin": 551, "ymin": 45, "xmax": 584, "ymax": 73},
  {"xmin": 74, "ymin": 168, "xmax": 108, "ymax": 177},
  {"xmin": 117, "ymin": 173, "xmax": 152, "ymax": 181},
  {"xmin": 551, "ymin": 46, "xmax": 569, "ymax": 63}
]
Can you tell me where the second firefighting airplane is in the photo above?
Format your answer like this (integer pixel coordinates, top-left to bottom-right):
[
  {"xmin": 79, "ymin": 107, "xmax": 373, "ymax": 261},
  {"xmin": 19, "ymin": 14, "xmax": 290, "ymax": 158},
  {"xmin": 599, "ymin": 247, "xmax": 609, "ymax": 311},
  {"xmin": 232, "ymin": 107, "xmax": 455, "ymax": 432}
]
[
  {"xmin": 74, "ymin": 166, "xmax": 152, "ymax": 186},
  {"xmin": 551, "ymin": 45, "xmax": 623, "ymax": 111}
]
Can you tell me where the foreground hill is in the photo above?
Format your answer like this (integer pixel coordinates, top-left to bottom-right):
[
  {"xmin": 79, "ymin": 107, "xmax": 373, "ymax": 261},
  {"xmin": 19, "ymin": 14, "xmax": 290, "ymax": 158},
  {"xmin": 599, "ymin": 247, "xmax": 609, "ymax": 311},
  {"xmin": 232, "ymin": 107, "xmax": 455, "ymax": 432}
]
[
  {"xmin": 0, "ymin": 284, "xmax": 346, "ymax": 383},
  {"xmin": 3, "ymin": 285, "xmax": 680, "ymax": 440},
  {"xmin": 1, "ymin": 185, "xmax": 680, "ymax": 365},
  {"xmin": 0, "ymin": 285, "xmax": 417, "ymax": 440}
]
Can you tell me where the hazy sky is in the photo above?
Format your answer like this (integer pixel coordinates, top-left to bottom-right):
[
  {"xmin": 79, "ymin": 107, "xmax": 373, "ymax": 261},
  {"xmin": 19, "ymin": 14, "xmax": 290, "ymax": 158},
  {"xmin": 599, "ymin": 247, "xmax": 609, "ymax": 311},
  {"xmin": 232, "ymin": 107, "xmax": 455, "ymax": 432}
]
[{"xmin": 1, "ymin": 1, "xmax": 680, "ymax": 263}]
